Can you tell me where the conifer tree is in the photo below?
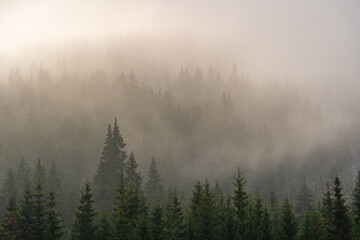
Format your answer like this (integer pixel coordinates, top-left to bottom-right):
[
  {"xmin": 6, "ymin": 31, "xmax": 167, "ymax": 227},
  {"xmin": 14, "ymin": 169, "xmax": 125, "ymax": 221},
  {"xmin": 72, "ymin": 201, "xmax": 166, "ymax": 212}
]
[
  {"xmin": 252, "ymin": 193, "xmax": 264, "ymax": 240},
  {"xmin": 112, "ymin": 175, "xmax": 133, "ymax": 240},
  {"xmin": 34, "ymin": 158, "xmax": 46, "ymax": 186},
  {"xmin": 145, "ymin": 158, "xmax": 164, "ymax": 210},
  {"xmin": 72, "ymin": 182, "xmax": 97, "ymax": 240},
  {"xmin": 295, "ymin": 177, "xmax": 313, "ymax": 218},
  {"xmin": 321, "ymin": 181, "xmax": 332, "ymax": 238},
  {"xmin": 150, "ymin": 204, "xmax": 164, "ymax": 240},
  {"xmin": 298, "ymin": 212, "xmax": 311, "ymax": 240},
  {"xmin": 163, "ymin": 191, "xmax": 184, "ymax": 240},
  {"xmin": 233, "ymin": 168, "xmax": 248, "ymax": 240},
  {"xmin": 187, "ymin": 182, "xmax": 203, "ymax": 240},
  {"xmin": 48, "ymin": 160, "xmax": 62, "ymax": 202},
  {"xmin": 219, "ymin": 196, "xmax": 236, "ymax": 240},
  {"xmin": 198, "ymin": 181, "xmax": 217, "ymax": 240},
  {"xmin": 1, "ymin": 197, "xmax": 21, "ymax": 240},
  {"xmin": 279, "ymin": 198, "xmax": 297, "ymax": 240},
  {"xmin": 125, "ymin": 152, "xmax": 142, "ymax": 191},
  {"xmin": 260, "ymin": 207, "xmax": 273, "ymax": 240},
  {"xmin": 33, "ymin": 181, "xmax": 47, "ymax": 240},
  {"xmin": 309, "ymin": 206, "xmax": 324, "ymax": 240},
  {"xmin": 351, "ymin": 171, "xmax": 360, "ymax": 238},
  {"xmin": 16, "ymin": 157, "xmax": 31, "ymax": 194},
  {"xmin": 96, "ymin": 214, "xmax": 111, "ymax": 240},
  {"xmin": 19, "ymin": 182, "xmax": 35, "ymax": 240},
  {"xmin": 45, "ymin": 190, "xmax": 64, "ymax": 240},
  {"xmin": 269, "ymin": 191, "xmax": 279, "ymax": 240},
  {"xmin": 0, "ymin": 168, "xmax": 17, "ymax": 218},
  {"xmin": 329, "ymin": 176, "xmax": 351, "ymax": 240}
]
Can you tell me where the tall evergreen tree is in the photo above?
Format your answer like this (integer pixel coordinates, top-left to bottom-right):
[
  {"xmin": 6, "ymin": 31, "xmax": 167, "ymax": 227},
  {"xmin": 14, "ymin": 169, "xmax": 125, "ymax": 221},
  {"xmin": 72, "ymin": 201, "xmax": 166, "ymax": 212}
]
[
  {"xmin": 18, "ymin": 182, "xmax": 35, "ymax": 240},
  {"xmin": 298, "ymin": 212, "xmax": 311, "ymax": 240},
  {"xmin": 48, "ymin": 160, "xmax": 62, "ymax": 202},
  {"xmin": 96, "ymin": 214, "xmax": 111, "ymax": 240},
  {"xmin": 125, "ymin": 152, "xmax": 142, "ymax": 191},
  {"xmin": 329, "ymin": 176, "xmax": 351, "ymax": 240},
  {"xmin": 219, "ymin": 196, "xmax": 236, "ymax": 240},
  {"xmin": 16, "ymin": 157, "xmax": 31, "ymax": 194},
  {"xmin": 1, "ymin": 197, "xmax": 21, "ymax": 240},
  {"xmin": 260, "ymin": 207, "xmax": 273, "ymax": 240},
  {"xmin": 0, "ymin": 168, "xmax": 17, "ymax": 219},
  {"xmin": 321, "ymin": 181, "xmax": 332, "ymax": 238},
  {"xmin": 308, "ymin": 206, "xmax": 324, "ymax": 240},
  {"xmin": 112, "ymin": 175, "xmax": 133, "ymax": 240},
  {"xmin": 150, "ymin": 204, "xmax": 164, "ymax": 240},
  {"xmin": 34, "ymin": 158, "xmax": 46, "ymax": 184},
  {"xmin": 351, "ymin": 171, "xmax": 360, "ymax": 238},
  {"xmin": 33, "ymin": 182, "xmax": 47, "ymax": 240},
  {"xmin": 198, "ymin": 181, "xmax": 217, "ymax": 240},
  {"xmin": 145, "ymin": 158, "xmax": 164, "ymax": 210},
  {"xmin": 279, "ymin": 198, "xmax": 297, "ymax": 240},
  {"xmin": 295, "ymin": 177, "xmax": 313, "ymax": 218},
  {"xmin": 72, "ymin": 182, "xmax": 97, "ymax": 240},
  {"xmin": 187, "ymin": 182, "xmax": 203, "ymax": 240},
  {"xmin": 233, "ymin": 168, "xmax": 248, "ymax": 240},
  {"xmin": 269, "ymin": 191, "xmax": 279, "ymax": 240},
  {"xmin": 45, "ymin": 190, "xmax": 64, "ymax": 240},
  {"xmin": 163, "ymin": 191, "xmax": 184, "ymax": 240}
]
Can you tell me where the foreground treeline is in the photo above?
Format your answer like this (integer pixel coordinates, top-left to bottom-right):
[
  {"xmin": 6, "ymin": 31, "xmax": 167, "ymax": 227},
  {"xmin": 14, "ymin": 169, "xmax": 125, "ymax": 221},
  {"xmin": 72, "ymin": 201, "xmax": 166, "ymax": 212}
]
[{"xmin": 1, "ymin": 120, "xmax": 360, "ymax": 240}]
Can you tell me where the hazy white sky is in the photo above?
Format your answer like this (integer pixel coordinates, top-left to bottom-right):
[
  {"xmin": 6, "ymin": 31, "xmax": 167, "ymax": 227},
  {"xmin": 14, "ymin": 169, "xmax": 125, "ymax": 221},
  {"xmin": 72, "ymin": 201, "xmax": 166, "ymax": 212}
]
[{"xmin": 0, "ymin": 0, "xmax": 359, "ymax": 83}]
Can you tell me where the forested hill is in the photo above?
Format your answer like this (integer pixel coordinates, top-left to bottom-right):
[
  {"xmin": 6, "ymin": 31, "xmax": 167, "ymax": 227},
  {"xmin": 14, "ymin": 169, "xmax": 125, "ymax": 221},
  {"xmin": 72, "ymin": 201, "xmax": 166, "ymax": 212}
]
[{"xmin": 0, "ymin": 64, "xmax": 359, "ymax": 198}]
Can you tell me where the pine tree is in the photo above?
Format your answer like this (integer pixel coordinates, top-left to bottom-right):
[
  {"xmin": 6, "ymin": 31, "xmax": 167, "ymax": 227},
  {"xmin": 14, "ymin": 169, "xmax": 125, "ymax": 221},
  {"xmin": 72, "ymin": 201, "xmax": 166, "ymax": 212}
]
[
  {"xmin": 351, "ymin": 171, "xmax": 360, "ymax": 238},
  {"xmin": 111, "ymin": 118, "xmax": 127, "ymax": 172},
  {"xmin": 18, "ymin": 182, "xmax": 35, "ymax": 240},
  {"xmin": 125, "ymin": 152, "xmax": 142, "ymax": 191},
  {"xmin": 279, "ymin": 198, "xmax": 297, "ymax": 240},
  {"xmin": 298, "ymin": 212, "xmax": 311, "ymax": 240},
  {"xmin": 260, "ymin": 207, "xmax": 273, "ymax": 240},
  {"xmin": 96, "ymin": 214, "xmax": 111, "ymax": 240},
  {"xmin": 112, "ymin": 175, "xmax": 133, "ymax": 240},
  {"xmin": 33, "ymin": 181, "xmax": 47, "ymax": 240},
  {"xmin": 1, "ymin": 197, "xmax": 21, "ymax": 240},
  {"xmin": 16, "ymin": 157, "xmax": 31, "ymax": 194},
  {"xmin": 295, "ymin": 177, "xmax": 313, "ymax": 218},
  {"xmin": 219, "ymin": 196, "xmax": 236, "ymax": 240},
  {"xmin": 34, "ymin": 158, "xmax": 46, "ymax": 186},
  {"xmin": 72, "ymin": 182, "xmax": 97, "ymax": 240},
  {"xmin": 187, "ymin": 181, "xmax": 203, "ymax": 240},
  {"xmin": 321, "ymin": 181, "xmax": 332, "ymax": 238},
  {"xmin": 309, "ymin": 206, "xmax": 324, "ymax": 240},
  {"xmin": 269, "ymin": 191, "xmax": 279, "ymax": 240},
  {"xmin": 252, "ymin": 193, "xmax": 264, "ymax": 240},
  {"xmin": 163, "ymin": 191, "xmax": 184, "ymax": 240},
  {"xmin": 233, "ymin": 168, "xmax": 248, "ymax": 240},
  {"xmin": 145, "ymin": 158, "xmax": 164, "ymax": 210},
  {"xmin": 0, "ymin": 168, "xmax": 17, "ymax": 218},
  {"xmin": 150, "ymin": 204, "xmax": 164, "ymax": 240},
  {"xmin": 45, "ymin": 190, "xmax": 64, "ymax": 240},
  {"xmin": 198, "ymin": 181, "xmax": 217, "ymax": 240},
  {"xmin": 329, "ymin": 176, "xmax": 351, "ymax": 240}
]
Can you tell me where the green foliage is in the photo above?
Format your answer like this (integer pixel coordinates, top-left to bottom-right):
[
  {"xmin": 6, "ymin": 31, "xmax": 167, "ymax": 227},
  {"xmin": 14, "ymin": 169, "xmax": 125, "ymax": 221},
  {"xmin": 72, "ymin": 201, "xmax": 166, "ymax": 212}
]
[
  {"xmin": 33, "ymin": 182, "xmax": 47, "ymax": 240},
  {"xmin": 18, "ymin": 182, "xmax": 35, "ymax": 240},
  {"xmin": 279, "ymin": 198, "xmax": 297, "ymax": 240},
  {"xmin": 96, "ymin": 214, "xmax": 112, "ymax": 240},
  {"xmin": 72, "ymin": 182, "xmax": 97, "ymax": 240},
  {"xmin": 295, "ymin": 178, "xmax": 313, "ymax": 218},
  {"xmin": 163, "ymin": 191, "xmax": 184, "ymax": 240},
  {"xmin": 45, "ymin": 190, "xmax": 64, "ymax": 240},
  {"xmin": 150, "ymin": 204, "xmax": 164, "ymax": 240},
  {"xmin": 329, "ymin": 176, "xmax": 351, "ymax": 240},
  {"xmin": 145, "ymin": 158, "xmax": 164, "ymax": 210},
  {"xmin": 260, "ymin": 207, "xmax": 273, "ymax": 240},
  {"xmin": 233, "ymin": 168, "xmax": 248, "ymax": 240},
  {"xmin": 351, "ymin": 171, "xmax": 360, "ymax": 238},
  {"xmin": 1, "ymin": 197, "xmax": 21, "ymax": 240}
]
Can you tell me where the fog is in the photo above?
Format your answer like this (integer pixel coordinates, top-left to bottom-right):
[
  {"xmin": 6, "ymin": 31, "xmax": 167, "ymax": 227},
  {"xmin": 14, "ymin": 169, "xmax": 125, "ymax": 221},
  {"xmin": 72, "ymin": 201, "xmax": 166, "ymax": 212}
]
[{"xmin": 1, "ymin": 0, "xmax": 360, "ymax": 200}]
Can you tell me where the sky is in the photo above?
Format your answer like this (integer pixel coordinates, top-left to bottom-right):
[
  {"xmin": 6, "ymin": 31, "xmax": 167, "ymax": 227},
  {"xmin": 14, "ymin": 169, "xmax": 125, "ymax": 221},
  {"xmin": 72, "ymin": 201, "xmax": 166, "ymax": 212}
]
[{"xmin": 0, "ymin": 0, "xmax": 360, "ymax": 84}]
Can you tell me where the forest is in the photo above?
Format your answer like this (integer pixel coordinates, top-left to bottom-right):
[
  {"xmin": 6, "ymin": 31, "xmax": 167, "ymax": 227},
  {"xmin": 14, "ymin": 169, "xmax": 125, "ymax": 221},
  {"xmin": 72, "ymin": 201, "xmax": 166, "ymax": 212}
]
[{"xmin": 1, "ymin": 0, "xmax": 360, "ymax": 239}]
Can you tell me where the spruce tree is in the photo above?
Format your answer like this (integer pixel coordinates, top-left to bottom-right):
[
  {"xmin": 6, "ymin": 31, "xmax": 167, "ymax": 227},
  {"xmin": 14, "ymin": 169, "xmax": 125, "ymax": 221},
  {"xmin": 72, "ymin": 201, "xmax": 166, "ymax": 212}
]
[
  {"xmin": 198, "ymin": 181, "xmax": 217, "ymax": 240},
  {"xmin": 351, "ymin": 171, "xmax": 360, "ymax": 238},
  {"xmin": 298, "ymin": 212, "xmax": 311, "ymax": 240},
  {"xmin": 1, "ymin": 197, "xmax": 21, "ymax": 240},
  {"xmin": 48, "ymin": 160, "xmax": 62, "ymax": 203},
  {"xmin": 150, "ymin": 204, "xmax": 164, "ymax": 240},
  {"xmin": 33, "ymin": 158, "xmax": 46, "ymax": 187},
  {"xmin": 96, "ymin": 214, "xmax": 111, "ymax": 240},
  {"xmin": 269, "ymin": 191, "xmax": 279, "ymax": 240},
  {"xmin": 125, "ymin": 152, "xmax": 142, "ymax": 191},
  {"xmin": 33, "ymin": 181, "xmax": 47, "ymax": 240},
  {"xmin": 309, "ymin": 206, "xmax": 324, "ymax": 240},
  {"xmin": 145, "ymin": 158, "xmax": 164, "ymax": 210},
  {"xmin": 112, "ymin": 175, "xmax": 133, "ymax": 240},
  {"xmin": 233, "ymin": 168, "xmax": 248, "ymax": 240},
  {"xmin": 187, "ymin": 181, "xmax": 203, "ymax": 240},
  {"xmin": 321, "ymin": 181, "xmax": 332, "ymax": 238},
  {"xmin": 16, "ymin": 157, "xmax": 31, "ymax": 194},
  {"xmin": 329, "ymin": 176, "xmax": 351, "ymax": 240},
  {"xmin": 295, "ymin": 177, "xmax": 313, "ymax": 218},
  {"xmin": 219, "ymin": 196, "xmax": 236, "ymax": 240},
  {"xmin": 0, "ymin": 168, "xmax": 17, "ymax": 218},
  {"xmin": 72, "ymin": 182, "xmax": 97, "ymax": 240},
  {"xmin": 163, "ymin": 191, "xmax": 184, "ymax": 240},
  {"xmin": 279, "ymin": 198, "xmax": 297, "ymax": 240},
  {"xmin": 260, "ymin": 207, "xmax": 273, "ymax": 240},
  {"xmin": 45, "ymin": 190, "xmax": 64, "ymax": 240},
  {"xmin": 18, "ymin": 182, "xmax": 35, "ymax": 240},
  {"xmin": 252, "ymin": 193, "xmax": 264, "ymax": 240}
]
